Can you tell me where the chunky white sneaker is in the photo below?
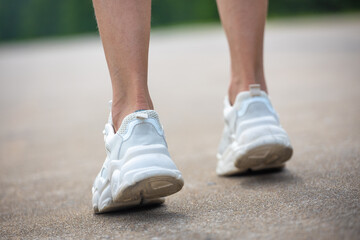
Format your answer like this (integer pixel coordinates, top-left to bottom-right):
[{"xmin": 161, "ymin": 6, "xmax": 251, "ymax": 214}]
[
  {"xmin": 217, "ymin": 84, "xmax": 293, "ymax": 176},
  {"xmin": 92, "ymin": 106, "xmax": 184, "ymax": 213}
]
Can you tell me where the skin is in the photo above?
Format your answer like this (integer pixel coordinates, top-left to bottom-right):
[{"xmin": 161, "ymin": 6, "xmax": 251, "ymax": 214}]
[
  {"xmin": 216, "ymin": 0, "xmax": 268, "ymax": 104},
  {"xmin": 93, "ymin": 0, "xmax": 268, "ymax": 130},
  {"xmin": 93, "ymin": 0, "xmax": 153, "ymax": 131}
]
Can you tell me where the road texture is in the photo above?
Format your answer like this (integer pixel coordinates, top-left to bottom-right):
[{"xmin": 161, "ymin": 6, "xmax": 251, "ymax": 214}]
[{"xmin": 0, "ymin": 15, "xmax": 359, "ymax": 239}]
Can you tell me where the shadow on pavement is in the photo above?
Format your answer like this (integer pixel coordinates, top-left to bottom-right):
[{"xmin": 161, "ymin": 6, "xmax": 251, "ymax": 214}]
[
  {"xmin": 94, "ymin": 204, "xmax": 188, "ymax": 221},
  {"xmin": 230, "ymin": 168, "xmax": 303, "ymax": 189},
  {"xmin": 229, "ymin": 167, "xmax": 285, "ymax": 177}
]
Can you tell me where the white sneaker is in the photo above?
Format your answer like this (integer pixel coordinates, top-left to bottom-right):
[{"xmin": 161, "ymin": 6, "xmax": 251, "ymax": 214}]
[
  {"xmin": 92, "ymin": 105, "xmax": 184, "ymax": 213},
  {"xmin": 217, "ymin": 84, "xmax": 293, "ymax": 176}
]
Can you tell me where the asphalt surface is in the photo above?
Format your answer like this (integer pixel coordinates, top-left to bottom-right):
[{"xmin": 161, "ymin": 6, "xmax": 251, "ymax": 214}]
[{"xmin": 0, "ymin": 15, "xmax": 359, "ymax": 239}]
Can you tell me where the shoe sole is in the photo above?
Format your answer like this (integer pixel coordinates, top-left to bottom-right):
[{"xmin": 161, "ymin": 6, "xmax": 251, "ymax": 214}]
[
  {"xmin": 94, "ymin": 168, "xmax": 183, "ymax": 213},
  {"xmin": 217, "ymin": 126, "xmax": 293, "ymax": 176},
  {"xmin": 235, "ymin": 140, "xmax": 292, "ymax": 170},
  {"xmin": 93, "ymin": 146, "xmax": 184, "ymax": 213}
]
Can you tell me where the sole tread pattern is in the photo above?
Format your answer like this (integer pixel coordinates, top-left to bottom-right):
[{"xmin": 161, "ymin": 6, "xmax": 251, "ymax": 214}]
[
  {"xmin": 217, "ymin": 132, "xmax": 293, "ymax": 176},
  {"xmin": 94, "ymin": 170, "xmax": 184, "ymax": 213},
  {"xmin": 235, "ymin": 143, "xmax": 293, "ymax": 171}
]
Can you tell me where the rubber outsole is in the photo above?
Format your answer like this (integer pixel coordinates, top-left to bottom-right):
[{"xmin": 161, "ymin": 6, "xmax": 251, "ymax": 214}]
[
  {"xmin": 235, "ymin": 143, "xmax": 292, "ymax": 170},
  {"xmin": 93, "ymin": 167, "xmax": 184, "ymax": 213},
  {"xmin": 217, "ymin": 134, "xmax": 293, "ymax": 176}
]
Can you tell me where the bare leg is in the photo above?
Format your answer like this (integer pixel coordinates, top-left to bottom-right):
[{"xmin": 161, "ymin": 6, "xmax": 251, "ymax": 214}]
[
  {"xmin": 93, "ymin": 0, "xmax": 152, "ymax": 130},
  {"xmin": 216, "ymin": 0, "xmax": 268, "ymax": 105}
]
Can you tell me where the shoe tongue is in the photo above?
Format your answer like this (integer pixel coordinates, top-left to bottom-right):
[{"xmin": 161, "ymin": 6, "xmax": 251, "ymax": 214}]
[
  {"xmin": 117, "ymin": 110, "xmax": 159, "ymax": 135},
  {"xmin": 134, "ymin": 110, "xmax": 149, "ymax": 119},
  {"xmin": 233, "ymin": 84, "xmax": 266, "ymax": 108}
]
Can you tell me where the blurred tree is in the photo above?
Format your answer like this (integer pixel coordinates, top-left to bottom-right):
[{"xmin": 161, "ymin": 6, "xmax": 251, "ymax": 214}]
[
  {"xmin": 151, "ymin": 0, "xmax": 218, "ymax": 26},
  {"xmin": 268, "ymin": 0, "xmax": 360, "ymax": 16},
  {"xmin": 0, "ymin": 0, "xmax": 359, "ymax": 42},
  {"xmin": 0, "ymin": 0, "xmax": 96, "ymax": 41}
]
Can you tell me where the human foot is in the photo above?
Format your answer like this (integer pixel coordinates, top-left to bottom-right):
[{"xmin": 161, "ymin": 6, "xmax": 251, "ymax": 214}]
[
  {"xmin": 92, "ymin": 106, "xmax": 184, "ymax": 213},
  {"xmin": 217, "ymin": 84, "xmax": 293, "ymax": 176}
]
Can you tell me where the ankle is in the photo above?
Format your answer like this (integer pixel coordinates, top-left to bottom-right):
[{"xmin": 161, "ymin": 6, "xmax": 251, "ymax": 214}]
[
  {"xmin": 111, "ymin": 96, "xmax": 153, "ymax": 131},
  {"xmin": 228, "ymin": 78, "xmax": 267, "ymax": 105}
]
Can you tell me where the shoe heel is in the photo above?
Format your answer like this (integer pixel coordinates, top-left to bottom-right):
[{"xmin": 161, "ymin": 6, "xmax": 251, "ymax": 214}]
[
  {"xmin": 234, "ymin": 137, "xmax": 293, "ymax": 169},
  {"xmin": 110, "ymin": 145, "xmax": 184, "ymax": 205}
]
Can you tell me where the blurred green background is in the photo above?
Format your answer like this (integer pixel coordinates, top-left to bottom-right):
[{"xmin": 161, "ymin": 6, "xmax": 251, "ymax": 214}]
[{"xmin": 0, "ymin": 0, "xmax": 359, "ymax": 42}]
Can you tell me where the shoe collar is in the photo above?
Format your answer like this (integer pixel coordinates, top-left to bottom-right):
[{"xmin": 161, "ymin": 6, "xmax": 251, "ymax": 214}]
[{"xmin": 224, "ymin": 84, "xmax": 269, "ymax": 117}]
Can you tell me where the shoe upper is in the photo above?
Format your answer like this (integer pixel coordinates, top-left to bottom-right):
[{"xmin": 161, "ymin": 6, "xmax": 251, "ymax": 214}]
[
  {"xmin": 92, "ymin": 104, "xmax": 184, "ymax": 212},
  {"xmin": 94, "ymin": 106, "xmax": 169, "ymax": 187},
  {"xmin": 218, "ymin": 84, "xmax": 281, "ymax": 156},
  {"xmin": 104, "ymin": 110, "xmax": 168, "ymax": 161}
]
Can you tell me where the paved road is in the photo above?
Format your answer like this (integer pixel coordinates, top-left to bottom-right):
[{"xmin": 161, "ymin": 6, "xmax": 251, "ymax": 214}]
[{"xmin": 1, "ymin": 15, "xmax": 359, "ymax": 239}]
